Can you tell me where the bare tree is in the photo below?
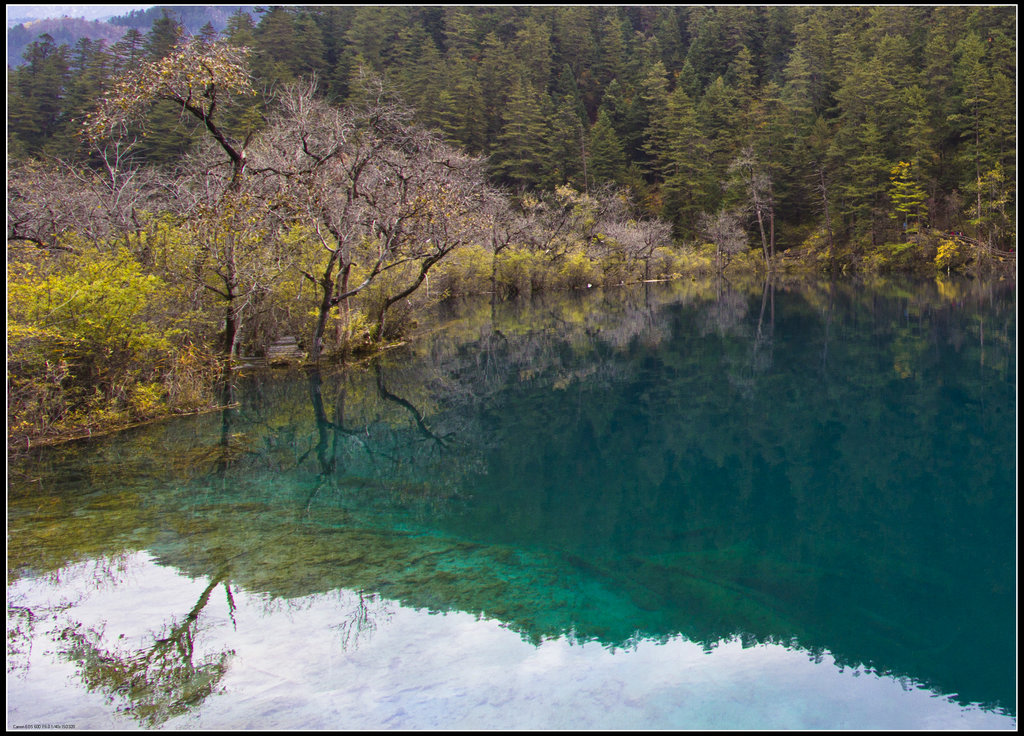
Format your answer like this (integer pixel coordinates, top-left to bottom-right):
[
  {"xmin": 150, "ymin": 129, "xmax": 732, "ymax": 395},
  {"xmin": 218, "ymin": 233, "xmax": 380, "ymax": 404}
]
[
  {"xmin": 601, "ymin": 218, "xmax": 673, "ymax": 280},
  {"xmin": 253, "ymin": 78, "xmax": 489, "ymax": 360},
  {"xmin": 84, "ymin": 38, "xmax": 257, "ymax": 192},
  {"xmin": 7, "ymin": 149, "xmax": 160, "ymax": 253},
  {"xmin": 167, "ymin": 143, "xmax": 286, "ymax": 357},
  {"xmin": 729, "ymin": 145, "xmax": 776, "ymax": 270},
  {"xmin": 700, "ymin": 209, "xmax": 748, "ymax": 273}
]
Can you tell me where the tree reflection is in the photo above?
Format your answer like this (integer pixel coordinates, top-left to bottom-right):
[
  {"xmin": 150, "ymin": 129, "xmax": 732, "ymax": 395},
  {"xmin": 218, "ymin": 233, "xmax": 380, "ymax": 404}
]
[
  {"xmin": 54, "ymin": 572, "xmax": 235, "ymax": 727},
  {"xmin": 700, "ymin": 278, "xmax": 748, "ymax": 337},
  {"xmin": 333, "ymin": 590, "xmax": 394, "ymax": 652}
]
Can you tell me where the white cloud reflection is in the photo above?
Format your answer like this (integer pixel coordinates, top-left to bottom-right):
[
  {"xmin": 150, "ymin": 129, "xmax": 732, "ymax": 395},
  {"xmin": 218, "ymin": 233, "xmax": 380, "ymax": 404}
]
[{"xmin": 7, "ymin": 552, "xmax": 1016, "ymax": 730}]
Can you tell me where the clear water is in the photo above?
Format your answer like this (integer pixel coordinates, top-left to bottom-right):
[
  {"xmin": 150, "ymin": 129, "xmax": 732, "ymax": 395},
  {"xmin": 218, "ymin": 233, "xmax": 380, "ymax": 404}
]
[{"xmin": 7, "ymin": 277, "xmax": 1017, "ymax": 729}]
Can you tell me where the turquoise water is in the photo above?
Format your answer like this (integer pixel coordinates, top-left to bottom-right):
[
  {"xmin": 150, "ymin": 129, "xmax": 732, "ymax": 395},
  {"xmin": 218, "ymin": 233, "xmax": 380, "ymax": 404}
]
[{"xmin": 7, "ymin": 277, "xmax": 1016, "ymax": 729}]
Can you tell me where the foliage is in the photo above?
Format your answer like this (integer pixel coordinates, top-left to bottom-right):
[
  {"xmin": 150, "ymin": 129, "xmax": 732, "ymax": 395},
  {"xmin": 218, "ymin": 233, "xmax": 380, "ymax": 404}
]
[
  {"xmin": 934, "ymin": 238, "xmax": 974, "ymax": 273},
  {"xmin": 429, "ymin": 244, "xmax": 494, "ymax": 299},
  {"xmin": 7, "ymin": 245, "xmax": 218, "ymax": 444}
]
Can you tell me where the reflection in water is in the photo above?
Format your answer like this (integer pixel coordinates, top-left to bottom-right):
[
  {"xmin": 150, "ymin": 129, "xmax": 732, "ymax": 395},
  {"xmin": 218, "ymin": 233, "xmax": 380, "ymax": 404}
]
[
  {"xmin": 6, "ymin": 552, "xmax": 1015, "ymax": 730},
  {"xmin": 7, "ymin": 276, "xmax": 1017, "ymax": 728},
  {"xmin": 55, "ymin": 574, "xmax": 234, "ymax": 726}
]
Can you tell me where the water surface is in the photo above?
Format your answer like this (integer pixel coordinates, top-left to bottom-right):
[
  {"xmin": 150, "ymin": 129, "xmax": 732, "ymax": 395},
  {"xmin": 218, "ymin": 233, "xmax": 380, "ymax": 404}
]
[{"xmin": 7, "ymin": 276, "xmax": 1016, "ymax": 729}]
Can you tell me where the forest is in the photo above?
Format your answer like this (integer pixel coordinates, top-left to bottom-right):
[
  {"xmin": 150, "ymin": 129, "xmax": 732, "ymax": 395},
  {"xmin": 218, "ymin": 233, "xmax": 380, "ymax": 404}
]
[{"xmin": 6, "ymin": 5, "xmax": 1017, "ymax": 447}]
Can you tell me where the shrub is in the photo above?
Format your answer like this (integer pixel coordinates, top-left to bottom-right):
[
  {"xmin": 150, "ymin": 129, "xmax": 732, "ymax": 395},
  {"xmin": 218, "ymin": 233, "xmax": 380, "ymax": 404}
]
[
  {"xmin": 556, "ymin": 252, "xmax": 598, "ymax": 289},
  {"xmin": 8, "ymin": 245, "xmax": 214, "ymax": 444},
  {"xmin": 495, "ymin": 247, "xmax": 543, "ymax": 297},
  {"xmin": 430, "ymin": 244, "xmax": 494, "ymax": 298}
]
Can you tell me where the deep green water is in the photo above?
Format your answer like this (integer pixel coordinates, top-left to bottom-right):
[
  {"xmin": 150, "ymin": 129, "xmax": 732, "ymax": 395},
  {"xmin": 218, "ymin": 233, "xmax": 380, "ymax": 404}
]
[{"xmin": 7, "ymin": 276, "xmax": 1017, "ymax": 729}]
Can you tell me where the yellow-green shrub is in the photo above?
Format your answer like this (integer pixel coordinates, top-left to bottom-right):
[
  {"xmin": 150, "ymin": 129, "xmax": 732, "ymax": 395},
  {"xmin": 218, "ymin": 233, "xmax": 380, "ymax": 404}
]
[
  {"xmin": 934, "ymin": 238, "xmax": 973, "ymax": 272},
  {"xmin": 430, "ymin": 244, "xmax": 494, "ymax": 298},
  {"xmin": 556, "ymin": 252, "xmax": 598, "ymax": 289},
  {"xmin": 495, "ymin": 247, "xmax": 545, "ymax": 297},
  {"xmin": 8, "ymin": 245, "xmax": 216, "ymax": 443}
]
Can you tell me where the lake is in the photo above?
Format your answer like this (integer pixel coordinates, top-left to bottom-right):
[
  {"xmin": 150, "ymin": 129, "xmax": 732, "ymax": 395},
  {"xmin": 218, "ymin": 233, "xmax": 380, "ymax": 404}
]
[{"xmin": 7, "ymin": 275, "xmax": 1016, "ymax": 729}]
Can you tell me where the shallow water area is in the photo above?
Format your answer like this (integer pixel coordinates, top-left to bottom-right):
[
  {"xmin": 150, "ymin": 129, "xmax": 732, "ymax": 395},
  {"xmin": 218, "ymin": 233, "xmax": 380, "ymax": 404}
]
[{"xmin": 7, "ymin": 276, "xmax": 1017, "ymax": 729}]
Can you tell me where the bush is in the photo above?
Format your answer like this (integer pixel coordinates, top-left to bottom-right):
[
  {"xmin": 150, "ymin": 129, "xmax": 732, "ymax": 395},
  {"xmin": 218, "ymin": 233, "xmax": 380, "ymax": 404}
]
[
  {"xmin": 430, "ymin": 244, "xmax": 494, "ymax": 298},
  {"xmin": 8, "ymin": 245, "xmax": 217, "ymax": 444},
  {"xmin": 556, "ymin": 252, "xmax": 598, "ymax": 289},
  {"xmin": 495, "ymin": 247, "xmax": 544, "ymax": 297}
]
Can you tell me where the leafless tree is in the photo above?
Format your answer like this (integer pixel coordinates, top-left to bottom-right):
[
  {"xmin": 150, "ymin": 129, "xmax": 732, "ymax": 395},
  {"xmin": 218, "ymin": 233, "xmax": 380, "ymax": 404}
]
[
  {"xmin": 700, "ymin": 209, "xmax": 748, "ymax": 273},
  {"xmin": 253, "ymin": 78, "xmax": 490, "ymax": 360},
  {"xmin": 601, "ymin": 218, "xmax": 674, "ymax": 280},
  {"xmin": 7, "ymin": 147, "xmax": 160, "ymax": 253},
  {"xmin": 165, "ymin": 143, "xmax": 287, "ymax": 357},
  {"xmin": 729, "ymin": 145, "xmax": 776, "ymax": 270}
]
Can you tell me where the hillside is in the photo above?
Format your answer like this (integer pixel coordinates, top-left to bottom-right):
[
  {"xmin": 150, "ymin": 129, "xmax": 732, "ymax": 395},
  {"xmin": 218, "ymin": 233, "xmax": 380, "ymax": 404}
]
[{"xmin": 7, "ymin": 5, "xmax": 253, "ymax": 67}]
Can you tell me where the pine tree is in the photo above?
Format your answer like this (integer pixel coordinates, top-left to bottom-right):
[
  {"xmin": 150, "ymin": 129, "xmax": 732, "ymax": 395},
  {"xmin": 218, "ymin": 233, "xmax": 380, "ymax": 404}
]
[
  {"xmin": 253, "ymin": 7, "xmax": 298, "ymax": 84},
  {"xmin": 588, "ymin": 107, "xmax": 627, "ymax": 186},
  {"xmin": 646, "ymin": 83, "xmax": 710, "ymax": 236},
  {"xmin": 225, "ymin": 9, "xmax": 257, "ymax": 48},
  {"xmin": 478, "ymin": 32, "xmax": 517, "ymax": 151},
  {"xmin": 833, "ymin": 121, "xmax": 890, "ymax": 245},
  {"xmin": 887, "ymin": 161, "xmax": 928, "ymax": 236},
  {"xmin": 8, "ymin": 34, "xmax": 71, "ymax": 157},
  {"xmin": 491, "ymin": 77, "xmax": 553, "ymax": 189},
  {"xmin": 698, "ymin": 76, "xmax": 741, "ymax": 180},
  {"xmin": 109, "ymin": 28, "xmax": 145, "ymax": 76},
  {"xmin": 511, "ymin": 17, "xmax": 555, "ymax": 93},
  {"xmin": 440, "ymin": 57, "xmax": 487, "ymax": 154},
  {"xmin": 948, "ymin": 32, "xmax": 993, "ymax": 232},
  {"xmin": 145, "ymin": 11, "xmax": 183, "ymax": 59}
]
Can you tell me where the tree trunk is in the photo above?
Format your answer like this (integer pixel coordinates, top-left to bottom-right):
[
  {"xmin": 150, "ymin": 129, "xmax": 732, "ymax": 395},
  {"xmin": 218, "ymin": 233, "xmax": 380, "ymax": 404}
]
[
  {"xmin": 224, "ymin": 293, "xmax": 244, "ymax": 357},
  {"xmin": 819, "ymin": 166, "xmax": 835, "ymax": 267},
  {"xmin": 374, "ymin": 254, "xmax": 443, "ymax": 341},
  {"xmin": 334, "ymin": 263, "xmax": 352, "ymax": 347},
  {"xmin": 754, "ymin": 203, "xmax": 770, "ymax": 270}
]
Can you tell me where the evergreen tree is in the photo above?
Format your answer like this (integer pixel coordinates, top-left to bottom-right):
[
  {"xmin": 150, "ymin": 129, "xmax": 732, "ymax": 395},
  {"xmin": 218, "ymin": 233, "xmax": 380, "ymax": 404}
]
[
  {"xmin": 145, "ymin": 11, "xmax": 183, "ymax": 59},
  {"xmin": 887, "ymin": 161, "xmax": 928, "ymax": 236},
  {"xmin": 548, "ymin": 94, "xmax": 589, "ymax": 188},
  {"xmin": 512, "ymin": 17, "xmax": 555, "ymax": 93},
  {"xmin": 8, "ymin": 34, "xmax": 71, "ymax": 157},
  {"xmin": 478, "ymin": 32, "xmax": 517, "ymax": 151},
  {"xmin": 698, "ymin": 76, "xmax": 741, "ymax": 180},
  {"xmin": 109, "ymin": 28, "xmax": 145, "ymax": 75},
  {"xmin": 225, "ymin": 9, "xmax": 256, "ymax": 48},
  {"xmin": 633, "ymin": 60, "xmax": 670, "ymax": 176},
  {"xmin": 833, "ymin": 121, "xmax": 890, "ymax": 245},
  {"xmin": 437, "ymin": 56, "xmax": 487, "ymax": 154},
  {"xmin": 252, "ymin": 6, "xmax": 300, "ymax": 85},
  {"xmin": 587, "ymin": 107, "xmax": 627, "ymax": 186},
  {"xmin": 593, "ymin": 10, "xmax": 628, "ymax": 88},
  {"xmin": 949, "ymin": 32, "xmax": 993, "ymax": 231},
  {"xmin": 646, "ymin": 83, "xmax": 710, "ymax": 236},
  {"xmin": 491, "ymin": 77, "xmax": 553, "ymax": 189}
]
